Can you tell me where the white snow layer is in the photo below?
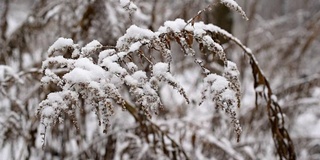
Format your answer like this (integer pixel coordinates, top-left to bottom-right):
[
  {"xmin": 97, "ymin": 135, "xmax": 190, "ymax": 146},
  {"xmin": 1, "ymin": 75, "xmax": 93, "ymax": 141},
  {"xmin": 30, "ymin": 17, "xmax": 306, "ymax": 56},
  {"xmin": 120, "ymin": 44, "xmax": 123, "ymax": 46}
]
[
  {"xmin": 48, "ymin": 37, "xmax": 74, "ymax": 54},
  {"xmin": 153, "ymin": 62, "xmax": 168, "ymax": 76}
]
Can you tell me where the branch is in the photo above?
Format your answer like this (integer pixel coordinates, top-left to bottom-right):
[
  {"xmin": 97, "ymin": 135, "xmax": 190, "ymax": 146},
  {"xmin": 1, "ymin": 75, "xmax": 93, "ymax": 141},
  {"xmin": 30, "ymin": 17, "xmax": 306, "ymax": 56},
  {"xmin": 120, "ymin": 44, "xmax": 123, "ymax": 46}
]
[{"xmin": 124, "ymin": 102, "xmax": 190, "ymax": 159}]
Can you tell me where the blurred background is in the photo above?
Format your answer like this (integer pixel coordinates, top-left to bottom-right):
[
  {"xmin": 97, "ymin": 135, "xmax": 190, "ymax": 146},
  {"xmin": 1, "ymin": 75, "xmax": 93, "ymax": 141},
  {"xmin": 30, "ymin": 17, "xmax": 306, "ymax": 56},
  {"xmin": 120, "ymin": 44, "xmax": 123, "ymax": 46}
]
[{"xmin": 0, "ymin": 0, "xmax": 319, "ymax": 159}]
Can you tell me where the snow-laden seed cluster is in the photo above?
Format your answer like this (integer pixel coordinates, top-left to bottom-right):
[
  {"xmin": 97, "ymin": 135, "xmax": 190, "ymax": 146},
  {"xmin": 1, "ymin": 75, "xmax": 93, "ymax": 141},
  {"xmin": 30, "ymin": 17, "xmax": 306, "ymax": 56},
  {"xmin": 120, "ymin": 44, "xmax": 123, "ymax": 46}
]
[
  {"xmin": 124, "ymin": 69, "xmax": 163, "ymax": 118},
  {"xmin": 80, "ymin": 40, "xmax": 103, "ymax": 58},
  {"xmin": 120, "ymin": 0, "xmax": 138, "ymax": 14},
  {"xmin": 223, "ymin": 61, "xmax": 241, "ymax": 108},
  {"xmin": 47, "ymin": 37, "xmax": 74, "ymax": 57},
  {"xmin": 220, "ymin": 0, "xmax": 248, "ymax": 20},
  {"xmin": 200, "ymin": 73, "xmax": 242, "ymax": 141},
  {"xmin": 152, "ymin": 62, "xmax": 190, "ymax": 104}
]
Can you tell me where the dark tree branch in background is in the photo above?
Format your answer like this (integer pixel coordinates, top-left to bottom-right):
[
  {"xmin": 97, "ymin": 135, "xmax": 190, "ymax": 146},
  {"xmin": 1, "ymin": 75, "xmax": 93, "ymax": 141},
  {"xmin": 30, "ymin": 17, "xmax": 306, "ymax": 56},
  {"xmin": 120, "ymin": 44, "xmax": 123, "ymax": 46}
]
[{"xmin": 0, "ymin": 0, "xmax": 9, "ymax": 40}]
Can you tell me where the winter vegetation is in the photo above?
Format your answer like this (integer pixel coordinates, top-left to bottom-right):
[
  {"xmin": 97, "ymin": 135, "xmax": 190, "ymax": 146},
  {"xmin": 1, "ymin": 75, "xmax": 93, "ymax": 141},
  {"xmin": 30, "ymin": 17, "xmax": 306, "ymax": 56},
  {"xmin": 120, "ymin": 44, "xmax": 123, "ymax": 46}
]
[{"xmin": 0, "ymin": 0, "xmax": 319, "ymax": 159}]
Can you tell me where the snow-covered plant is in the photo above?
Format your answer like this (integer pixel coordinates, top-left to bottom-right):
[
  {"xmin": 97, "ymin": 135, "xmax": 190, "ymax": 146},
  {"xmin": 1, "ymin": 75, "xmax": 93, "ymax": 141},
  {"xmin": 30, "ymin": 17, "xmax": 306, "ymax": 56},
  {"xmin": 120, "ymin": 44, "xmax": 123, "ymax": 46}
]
[
  {"xmin": 1, "ymin": 0, "xmax": 305, "ymax": 159},
  {"xmin": 33, "ymin": 0, "xmax": 300, "ymax": 159},
  {"xmin": 34, "ymin": 1, "xmax": 295, "ymax": 159},
  {"xmin": 37, "ymin": 0, "xmax": 249, "ymax": 154}
]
